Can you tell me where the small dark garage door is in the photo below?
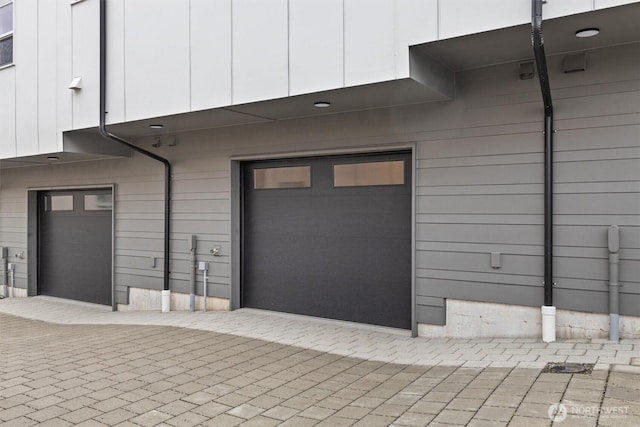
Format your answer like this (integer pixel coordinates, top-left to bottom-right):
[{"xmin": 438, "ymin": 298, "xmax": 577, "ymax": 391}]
[
  {"xmin": 39, "ymin": 189, "xmax": 113, "ymax": 306},
  {"xmin": 243, "ymin": 151, "xmax": 411, "ymax": 329}
]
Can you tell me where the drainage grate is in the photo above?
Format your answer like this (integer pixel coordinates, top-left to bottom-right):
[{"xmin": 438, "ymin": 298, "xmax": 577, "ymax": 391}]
[{"xmin": 543, "ymin": 362, "xmax": 594, "ymax": 374}]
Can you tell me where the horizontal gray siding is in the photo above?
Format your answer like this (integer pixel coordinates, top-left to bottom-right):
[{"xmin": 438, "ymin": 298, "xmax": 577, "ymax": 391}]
[
  {"xmin": 0, "ymin": 188, "xmax": 28, "ymax": 289},
  {"xmin": 415, "ymin": 44, "xmax": 640, "ymax": 322},
  {"xmin": 0, "ymin": 43, "xmax": 637, "ymax": 319}
]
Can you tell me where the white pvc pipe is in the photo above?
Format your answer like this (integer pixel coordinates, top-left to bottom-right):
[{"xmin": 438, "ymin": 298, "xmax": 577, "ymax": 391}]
[
  {"xmin": 608, "ymin": 225, "xmax": 620, "ymax": 342},
  {"xmin": 161, "ymin": 290, "xmax": 170, "ymax": 313},
  {"xmin": 189, "ymin": 235, "xmax": 197, "ymax": 313},
  {"xmin": 541, "ymin": 305, "xmax": 556, "ymax": 343},
  {"xmin": 8, "ymin": 264, "xmax": 15, "ymax": 298},
  {"xmin": 2, "ymin": 258, "xmax": 7, "ymax": 298},
  {"xmin": 203, "ymin": 268, "xmax": 208, "ymax": 313},
  {"xmin": 610, "ymin": 314, "xmax": 619, "ymax": 342}
]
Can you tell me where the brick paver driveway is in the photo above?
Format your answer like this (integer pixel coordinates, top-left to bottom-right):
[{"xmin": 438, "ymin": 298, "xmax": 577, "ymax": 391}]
[{"xmin": 1, "ymin": 313, "xmax": 639, "ymax": 426}]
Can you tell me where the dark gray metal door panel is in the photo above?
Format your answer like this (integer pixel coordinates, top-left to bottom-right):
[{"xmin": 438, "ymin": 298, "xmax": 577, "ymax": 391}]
[
  {"xmin": 39, "ymin": 189, "xmax": 112, "ymax": 305},
  {"xmin": 243, "ymin": 152, "xmax": 411, "ymax": 329}
]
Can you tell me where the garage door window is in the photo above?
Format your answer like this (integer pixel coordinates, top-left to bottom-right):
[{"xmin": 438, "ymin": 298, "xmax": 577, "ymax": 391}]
[
  {"xmin": 44, "ymin": 195, "xmax": 73, "ymax": 211},
  {"xmin": 254, "ymin": 166, "xmax": 311, "ymax": 189},
  {"xmin": 84, "ymin": 194, "xmax": 113, "ymax": 211},
  {"xmin": 334, "ymin": 160, "xmax": 404, "ymax": 187}
]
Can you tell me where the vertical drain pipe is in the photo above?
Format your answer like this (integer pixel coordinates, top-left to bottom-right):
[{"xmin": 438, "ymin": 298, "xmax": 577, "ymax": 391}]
[
  {"xmin": 200, "ymin": 262, "xmax": 209, "ymax": 312},
  {"xmin": 608, "ymin": 225, "xmax": 620, "ymax": 342},
  {"xmin": 1, "ymin": 247, "xmax": 7, "ymax": 298},
  {"xmin": 98, "ymin": 0, "xmax": 173, "ymax": 312},
  {"xmin": 532, "ymin": 0, "xmax": 556, "ymax": 342},
  {"xmin": 8, "ymin": 263, "xmax": 15, "ymax": 298},
  {"xmin": 189, "ymin": 236, "xmax": 197, "ymax": 312}
]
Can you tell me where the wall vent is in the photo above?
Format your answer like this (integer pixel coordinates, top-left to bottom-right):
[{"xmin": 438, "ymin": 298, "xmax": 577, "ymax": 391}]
[{"xmin": 563, "ymin": 53, "xmax": 587, "ymax": 73}]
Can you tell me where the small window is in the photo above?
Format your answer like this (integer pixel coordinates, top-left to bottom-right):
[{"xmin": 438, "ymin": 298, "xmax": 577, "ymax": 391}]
[
  {"xmin": 254, "ymin": 166, "xmax": 311, "ymax": 189},
  {"xmin": 334, "ymin": 160, "xmax": 405, "ymax": 187},
  {"xmin": 0, "ymin": 2, "xmax": 13, "ymax": 67},
  {"xmin": 45, "ymin": 195, "xmax": 74, "ymax": 211},
  {"xmin": 84, "ymin": 194, "xmax": 112, "ymax": 211}
]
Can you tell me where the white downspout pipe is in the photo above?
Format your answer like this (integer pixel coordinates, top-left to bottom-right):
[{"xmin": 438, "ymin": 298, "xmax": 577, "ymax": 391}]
[{"xmin": 541, "ymin": 305, "xmax": 556, "ymax": 343}]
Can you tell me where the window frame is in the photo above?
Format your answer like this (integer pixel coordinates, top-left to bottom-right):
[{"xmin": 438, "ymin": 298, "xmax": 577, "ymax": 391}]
[
  {"xmin": 83, "ymin": 194, "xmax": 113, "ymax": 211},
  {"xmin": 0, "ymin": 0, "xmax": 14, "ymax": 69},
  {"xmin": 332, "ymin": 159, "xmax": 406, "ymax": 188},
  {"xmin": 44, "ymin": 195, "xmax": 74, "ymax": 212},
  {"xmin": 253, "ymin": 165, "xmax": 312, "ymax": 190}
]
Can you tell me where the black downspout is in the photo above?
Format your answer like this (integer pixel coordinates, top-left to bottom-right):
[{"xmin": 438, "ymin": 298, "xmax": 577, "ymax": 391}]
[
  {"xmin": 532, "ymin": 0, "xmax": 554, "ymax": 306},
  {"xmin": 98, "ymin": 0, "xmax": 172, "ymax": 293}
]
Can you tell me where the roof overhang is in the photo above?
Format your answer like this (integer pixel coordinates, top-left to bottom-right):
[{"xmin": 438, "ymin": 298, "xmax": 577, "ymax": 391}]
[
  {"xmin": 105, "ymin": 72, "xmax": 454, "ymax": 140},
  {"xmin": 412, "ymin": 3, "xmax": 640, "ymax": 72},
  {"xmin": 3, "ymin": 3, "xmax": 637, "ymax": 168}
]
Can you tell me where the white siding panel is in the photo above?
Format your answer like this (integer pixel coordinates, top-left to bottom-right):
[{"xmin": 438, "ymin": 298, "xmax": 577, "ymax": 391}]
[
  {"xmin": 56, "ymin": 0, "xmax": 72, "ymax": 136},
  {"xmin": 71, "ymin": 0, "xmax": 100, "ymax": 130},
  {"xmin": 38, "ymin": 0, "xmax": 59, "ymax": 153},
  {"xmin": 439, "ymin": 0, "xmax": 529, "ymax": 40},
  {"xmin": 125, "ymin": 0, "xmax": 190, "ymax": 121},
  {"xmin": 395, "ymin": 0, "xmax": 438, "ymax": 78},
  {"xmin": 289, "ymin": 0, "xmax": 343, "ymax": 96},
  {"xmin": 344, "ymin": 0, "xmax": 395, "ymax": 86},
  {"xmin": 596, "ymin": 0, "xmax": 639, "ymax": 8},
  {"xmin": 106, "ymin": 0, "xmax": 125, "ymax": 125},
  {"xmin": 14, "ymin": 0, "xmax": 39, "ymax": 156},
  {"xmin": 0, "ymin": 68, "xmax": 16, "ymax": 158},
  {"xmin": 232, "ymin": 0, "xmax": 288, "ymax": 104},
  {"xmin": 190, "ymin": 0, "xmax": 232, "ymax": 111},
  {"xmin": 439, "ymin": 0, "xmax": 600, "ymax": 39},
  {"xmin": 544, "ymin": 0, "xmax": 592, "ymax": 19}
]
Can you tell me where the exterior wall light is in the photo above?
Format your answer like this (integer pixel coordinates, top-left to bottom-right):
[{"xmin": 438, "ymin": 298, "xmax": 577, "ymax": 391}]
[
  {"xmin": 313, "ymin": 101, "xmax": 331, "ymax": 108},
  {"xmin": 47, "ymin": 156, "xmax": 59, "ymax": 161},
  {"xmin": 149, "ymin": 124, "xmax": 164, "ymax": 129},
  {"xmin": 575, "ymin": 28, "xmax": 600, "ymax": 38}
]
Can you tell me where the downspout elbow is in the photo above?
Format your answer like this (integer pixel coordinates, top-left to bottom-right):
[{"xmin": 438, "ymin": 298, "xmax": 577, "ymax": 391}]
[
  {"xmin": 99, "ymin": 0, "xmax": 172, "ymax": 301},
  {"xmin": 532, "ymin": 0, "xmax": 553, "ymax": 115}
]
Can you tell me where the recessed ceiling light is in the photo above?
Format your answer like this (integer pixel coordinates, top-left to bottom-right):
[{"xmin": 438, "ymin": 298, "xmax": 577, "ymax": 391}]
[
  {"xmin": 47, "ymin": 156, "xmax": 59, "ymax": 161},
  {"xmin": 313, "ymin": 101, "xmax": 331, "ymax": 108},
  {"xmin": 575, "ymin": 28, "xmax": 600, "ymax": 38},
  {"xmin": 149, "ymin": 124, "xmax": 164, "ymax": 129}
]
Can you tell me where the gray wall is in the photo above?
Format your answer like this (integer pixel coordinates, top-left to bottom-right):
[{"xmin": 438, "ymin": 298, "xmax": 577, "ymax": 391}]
[
  {"xmin": 0, "ymin": 42, "xmax": 638, "ymax": 321},
  {"xmin": 415, "ymin": 43, "xmax": 640, "ymax": 322}
]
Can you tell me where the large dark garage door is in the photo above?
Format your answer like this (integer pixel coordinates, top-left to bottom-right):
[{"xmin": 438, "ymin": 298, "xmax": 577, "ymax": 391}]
[
  {"xmin": 39, "ymin": 189, "xmax": 112, "ymax": 306},
  {"xmin": 243, "ymin": 151, "xmax": 411, "ymax": 329}
]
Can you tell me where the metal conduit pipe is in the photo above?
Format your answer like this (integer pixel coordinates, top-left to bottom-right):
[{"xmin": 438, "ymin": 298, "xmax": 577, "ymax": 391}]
[
  {"xmin": 8, "ymin": 263, "xmax": 15, "ymax": 298},
  {"xmin": 608, "ymin": 225, "xmax": 620, "ymax": 342},
  {"xmin": 2, "ymin": 260, "xmax": 7, "ymax": 298},
  {"xmin": 98, "ymin": 0, "xmax": 172, "ymax": 312},
  {"xmin": 1, "ymin": 247, "xmax": 7, "ymax": 298},
  {"xmin": 189, "ymin": 236, "xmax": 197, "ymax": 312},
  {"xmin": 532, "ymin": 0, "xmax": 556, "ymax": 342}
]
